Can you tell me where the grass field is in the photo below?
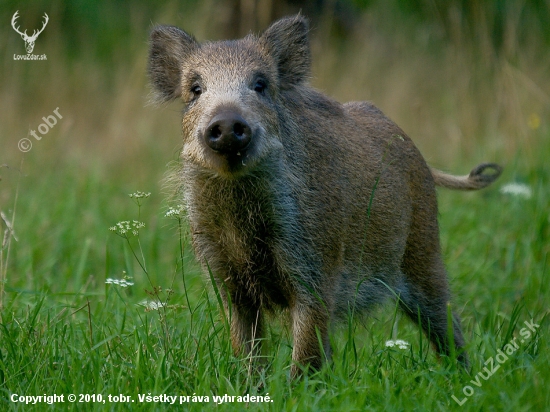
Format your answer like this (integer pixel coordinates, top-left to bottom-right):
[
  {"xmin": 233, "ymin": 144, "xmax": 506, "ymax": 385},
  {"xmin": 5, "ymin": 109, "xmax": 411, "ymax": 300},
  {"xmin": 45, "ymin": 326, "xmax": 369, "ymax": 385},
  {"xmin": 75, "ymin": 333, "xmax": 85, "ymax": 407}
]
[{"xmin": 1, "ymin": 1, "xmax": 548, "ymax": 410}]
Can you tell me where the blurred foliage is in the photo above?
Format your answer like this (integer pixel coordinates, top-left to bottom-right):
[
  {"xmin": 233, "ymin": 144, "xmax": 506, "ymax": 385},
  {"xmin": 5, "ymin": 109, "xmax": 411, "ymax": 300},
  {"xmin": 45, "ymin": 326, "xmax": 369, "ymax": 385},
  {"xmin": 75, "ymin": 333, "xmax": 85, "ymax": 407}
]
[
  {"xmin": 1, "ymin": 0, "xmax": 548, "ymax": 170},
  {"xmin": 392, "ymin": 0, "xmax": 550, "ymax": 54},
  {"xmin": 2, "ymin": 0, "xmax": 549, "ymax": 64},
  {"xmin": 0, "ymin": 0, "xmax": 546, "ymax": 168}
]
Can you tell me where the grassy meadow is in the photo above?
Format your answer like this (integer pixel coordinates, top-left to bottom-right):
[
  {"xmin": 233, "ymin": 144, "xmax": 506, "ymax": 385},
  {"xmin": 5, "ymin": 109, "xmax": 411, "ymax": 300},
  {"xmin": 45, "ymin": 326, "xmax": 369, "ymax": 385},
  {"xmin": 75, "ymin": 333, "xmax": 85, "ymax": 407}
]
[{"xmin": 0, "ymin": 1, "xmax": 548, "ymax": 410}]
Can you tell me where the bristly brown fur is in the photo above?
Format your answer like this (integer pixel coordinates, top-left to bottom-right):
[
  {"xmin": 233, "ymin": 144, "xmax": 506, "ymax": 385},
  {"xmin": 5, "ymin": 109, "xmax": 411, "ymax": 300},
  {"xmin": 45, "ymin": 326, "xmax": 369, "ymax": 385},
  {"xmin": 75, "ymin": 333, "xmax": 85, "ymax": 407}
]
[{"xmin": 149, "ymin": 14, "xmax": 501, "ymax": 376}]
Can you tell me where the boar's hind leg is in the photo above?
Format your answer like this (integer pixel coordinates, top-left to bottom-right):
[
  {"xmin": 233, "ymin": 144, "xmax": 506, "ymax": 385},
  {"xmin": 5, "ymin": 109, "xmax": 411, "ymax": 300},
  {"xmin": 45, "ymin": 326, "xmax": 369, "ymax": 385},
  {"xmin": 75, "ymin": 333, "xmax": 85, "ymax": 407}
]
[
  {"xmin": 399, "ymin": 237, "xmax": 469, "ymax": 368},
  {"xmin": 290, "ymin": 300, "xmax": 331, "ymax": 377}
]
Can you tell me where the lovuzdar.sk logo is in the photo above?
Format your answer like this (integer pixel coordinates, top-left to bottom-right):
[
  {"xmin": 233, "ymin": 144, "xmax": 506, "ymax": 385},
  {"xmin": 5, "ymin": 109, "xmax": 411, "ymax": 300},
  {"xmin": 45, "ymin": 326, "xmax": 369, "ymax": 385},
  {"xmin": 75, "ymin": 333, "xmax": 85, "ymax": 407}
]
[{"xmin": 12, "ymin": 10, "xmax": 49, "ymax": 61}]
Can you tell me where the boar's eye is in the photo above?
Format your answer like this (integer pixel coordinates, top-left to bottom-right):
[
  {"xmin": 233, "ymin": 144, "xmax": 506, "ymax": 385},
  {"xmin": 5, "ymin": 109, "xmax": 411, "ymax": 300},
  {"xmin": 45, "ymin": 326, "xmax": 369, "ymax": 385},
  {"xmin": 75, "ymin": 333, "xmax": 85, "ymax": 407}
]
[
  {"xmin": 253, "ymin": 79, "xmax": 267, "ymax": 95},
  {"xmin": 190, "ymin": 84, "xmax": 202, "ymax": 99}
]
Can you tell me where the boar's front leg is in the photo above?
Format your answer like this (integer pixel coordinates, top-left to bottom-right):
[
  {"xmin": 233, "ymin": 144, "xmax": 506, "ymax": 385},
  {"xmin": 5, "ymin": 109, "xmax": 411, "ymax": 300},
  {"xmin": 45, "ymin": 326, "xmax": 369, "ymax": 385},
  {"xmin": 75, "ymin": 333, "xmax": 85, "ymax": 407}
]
[
  {"xmin": 290, "ymin": 299, "xmax": 331, "ymax": 377},
  {"xmin": 223, "ymin": 291, "xmax": 263, "ymax": 360}
]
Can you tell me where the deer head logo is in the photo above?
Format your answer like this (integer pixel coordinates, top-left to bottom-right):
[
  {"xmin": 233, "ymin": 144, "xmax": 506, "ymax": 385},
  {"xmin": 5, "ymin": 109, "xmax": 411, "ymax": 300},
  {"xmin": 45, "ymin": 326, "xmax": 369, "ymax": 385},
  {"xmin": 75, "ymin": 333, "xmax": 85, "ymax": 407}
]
[{"xmin": 11, "ymin": 11, "xmax": 49, "ymax": 54}]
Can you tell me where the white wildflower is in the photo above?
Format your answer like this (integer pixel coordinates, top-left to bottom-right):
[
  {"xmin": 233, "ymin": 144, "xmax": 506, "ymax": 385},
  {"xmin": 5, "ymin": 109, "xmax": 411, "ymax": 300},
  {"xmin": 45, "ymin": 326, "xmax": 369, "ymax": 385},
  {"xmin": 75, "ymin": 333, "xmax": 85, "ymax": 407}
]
[
  {"xmin": 109, "ymin": 220, "xmax": 145, "ymax": 236},
  {"xmin": 395, "ymin": 339, "xmax": 410, "ymax": 349},
  {"xmin": 105, "ymin": 278, "xmax": 134, "ymax": 287},
  {"xmin": 385, "ymin": 339, "xmax": 410, "ymax": 350},
  {"xmin": 133, "ymin": 220, "xmax": 145, "ymax": 229},
  {"xmin": 165, "ymin": 205, "xmax": 185, "ymax": 218},
  {"xmin": 129, "ymin": 191, "xmax": 151, "ymax": 199},
  {"xmin": 139, "ymin": 300, "xmax": 166, "ymax": 311},
  {"xmin": 500, "ymin": 183, "xmax": 532, "ymax": 199}
]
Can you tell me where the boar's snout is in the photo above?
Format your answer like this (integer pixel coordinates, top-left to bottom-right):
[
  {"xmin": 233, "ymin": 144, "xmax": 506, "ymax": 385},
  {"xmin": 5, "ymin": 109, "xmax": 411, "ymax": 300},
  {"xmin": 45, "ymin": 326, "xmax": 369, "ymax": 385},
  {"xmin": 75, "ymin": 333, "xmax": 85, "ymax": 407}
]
[{"xmin": 204, "ymin": 111, "xmax": 252, "ymax": 155}]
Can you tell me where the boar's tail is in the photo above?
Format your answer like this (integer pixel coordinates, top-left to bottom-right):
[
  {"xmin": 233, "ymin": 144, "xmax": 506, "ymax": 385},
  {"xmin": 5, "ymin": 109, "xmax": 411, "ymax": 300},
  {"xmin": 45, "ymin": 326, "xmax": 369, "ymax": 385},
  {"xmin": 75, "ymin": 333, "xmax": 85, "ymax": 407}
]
[{"xmin": 430, "ymin": 163, "xmax": 502, "ymax": 190}]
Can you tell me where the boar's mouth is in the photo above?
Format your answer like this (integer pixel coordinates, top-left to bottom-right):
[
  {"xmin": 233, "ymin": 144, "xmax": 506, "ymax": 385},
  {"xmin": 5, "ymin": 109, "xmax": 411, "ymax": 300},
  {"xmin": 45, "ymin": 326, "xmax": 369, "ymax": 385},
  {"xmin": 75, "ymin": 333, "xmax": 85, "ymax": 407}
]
[{"xmin": 202, "ymin": 147, "xmax": 258, "ymax": 177}]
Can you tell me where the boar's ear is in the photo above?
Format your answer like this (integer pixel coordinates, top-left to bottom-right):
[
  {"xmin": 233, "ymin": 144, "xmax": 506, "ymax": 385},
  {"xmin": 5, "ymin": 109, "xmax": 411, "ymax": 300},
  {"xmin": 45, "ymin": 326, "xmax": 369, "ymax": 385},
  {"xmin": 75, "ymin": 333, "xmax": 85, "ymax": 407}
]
[
  {"xmin": 260, "ymin": 15, "xmax": 310, "ymax": 87},
  {"xmin": 148, "ymin": 25, "xmax": 198, "ymax": 103}
]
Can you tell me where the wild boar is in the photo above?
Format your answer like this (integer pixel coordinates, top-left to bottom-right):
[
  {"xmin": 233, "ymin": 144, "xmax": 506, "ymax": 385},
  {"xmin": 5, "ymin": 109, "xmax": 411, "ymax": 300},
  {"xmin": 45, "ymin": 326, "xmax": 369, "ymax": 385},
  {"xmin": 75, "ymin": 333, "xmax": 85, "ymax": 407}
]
[{"xmin": 148, "ymin": 15, "xmax": 501, "ymax": 375}]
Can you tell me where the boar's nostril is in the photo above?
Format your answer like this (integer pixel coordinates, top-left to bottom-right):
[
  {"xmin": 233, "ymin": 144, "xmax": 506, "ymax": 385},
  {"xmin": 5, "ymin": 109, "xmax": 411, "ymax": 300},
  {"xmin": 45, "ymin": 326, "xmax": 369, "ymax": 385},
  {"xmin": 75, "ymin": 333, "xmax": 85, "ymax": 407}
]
[
  {"xmin": 233, "ymin": 122, "xmax": 245, "ymax": 138},
  {"xmin": 210, "ymin": 125, "xmax": 222, "ymax": 139},
  {"xmin": 204, "ymin": 113, "xmax": 252, "ymax": 155}
]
